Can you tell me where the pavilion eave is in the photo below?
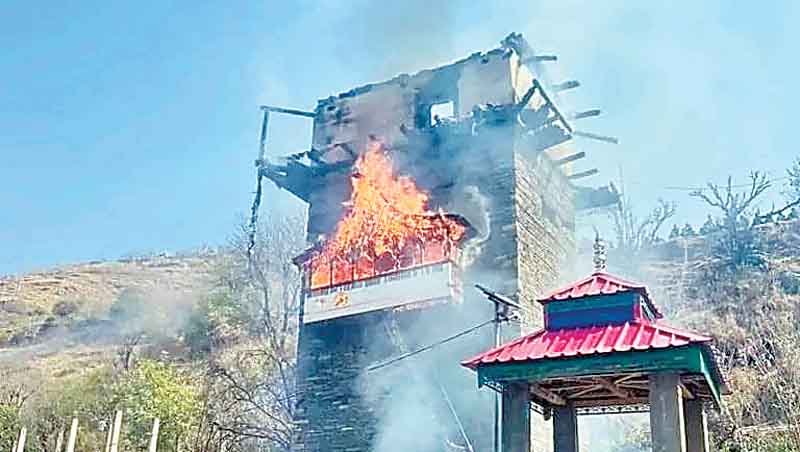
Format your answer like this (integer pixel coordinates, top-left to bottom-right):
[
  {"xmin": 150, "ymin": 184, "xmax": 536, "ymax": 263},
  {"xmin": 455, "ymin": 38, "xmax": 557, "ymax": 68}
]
[{"xmin": 476, "ymin": 344, "xmax": 724, "ymax": 408}]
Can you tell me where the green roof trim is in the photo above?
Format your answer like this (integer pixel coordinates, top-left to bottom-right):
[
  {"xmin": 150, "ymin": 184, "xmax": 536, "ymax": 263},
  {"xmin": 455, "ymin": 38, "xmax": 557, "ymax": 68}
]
[
  {"xmin": 545, "ymin": 293, "xmax": 637, "ymax": 329},
  {"xmin": 476, "ymin": 344, "xmax": 723, "ymax": 406},
  {"xmin": 545, "ymin": 293, "xmax": 634, "ymax": 313},
  {"xmin": 697, "ymin": 346, "xmax": 723, "ymax": 404}
]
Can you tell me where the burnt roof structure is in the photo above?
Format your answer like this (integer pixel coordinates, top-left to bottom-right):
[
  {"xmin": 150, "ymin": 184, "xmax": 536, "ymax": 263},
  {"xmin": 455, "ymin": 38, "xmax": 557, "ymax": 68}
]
[
  {"xmin": 255, "ymin": 33, "xmax": 624, "ymax": 452},
  {"xmin": 260, "ymin": 33, "xmax": 619, "ymax": 242}
]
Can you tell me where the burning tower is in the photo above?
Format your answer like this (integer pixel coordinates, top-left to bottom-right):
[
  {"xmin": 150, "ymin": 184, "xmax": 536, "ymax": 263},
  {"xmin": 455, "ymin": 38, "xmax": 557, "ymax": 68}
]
[{"xmin": 258, "ymin": 33, "xmax": 618, "ymax": 452}]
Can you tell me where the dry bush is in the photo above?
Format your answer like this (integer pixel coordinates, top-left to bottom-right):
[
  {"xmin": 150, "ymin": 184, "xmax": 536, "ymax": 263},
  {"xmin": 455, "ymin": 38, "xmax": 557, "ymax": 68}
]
[
  {"xmin": 610, "ymin": 196, "xmax": 676, "ymax": 265},
  {"xmin": 686, "ymin": 262, "xmax": 800, "ymax": 451},
  {"xmin": 193, "ymin": 215, "xmax": 305, "ymax": 452},
  {"xmin": 788, "ymin": 157, "xmax": 800, "ymax": 203}
]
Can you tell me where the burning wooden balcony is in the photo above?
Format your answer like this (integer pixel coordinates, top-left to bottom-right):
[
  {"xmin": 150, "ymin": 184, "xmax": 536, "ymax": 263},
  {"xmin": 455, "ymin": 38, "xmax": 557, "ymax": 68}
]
[
  {"xmin": 294, "ymin": 222, "xmax": 471, "ymax": 324},
  {"xmin": 290, "ymin": 141, "xmax": 475, "ymax": 324}
]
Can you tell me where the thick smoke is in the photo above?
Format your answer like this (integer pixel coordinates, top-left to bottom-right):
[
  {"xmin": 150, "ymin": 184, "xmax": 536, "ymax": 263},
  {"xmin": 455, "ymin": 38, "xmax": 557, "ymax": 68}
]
[
  {"xmin": 0, "ymin": 286, "xmax": 201, "ymax": 367},
  {"xmin": 327, "ymin": 0, "xmax": 460, "ymax": 81},
  {"xmin": 447, "ymin": 184, "xmax": 491, "ymax": 266},
  {"xmin": 361, "ymin": 294, "xmax": 496, "ymax": 452}
]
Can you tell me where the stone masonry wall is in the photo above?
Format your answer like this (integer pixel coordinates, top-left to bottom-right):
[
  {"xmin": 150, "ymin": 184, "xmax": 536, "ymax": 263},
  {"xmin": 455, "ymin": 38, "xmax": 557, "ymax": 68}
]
[
  {"xmin": 292, "ymin": 42, "xmax": 577, "ymax": 452},
  {"xmin": 513, "ymin": 151, "xmax": 575, "ymax": 332},
  {"xmin": 293, "ymin": 300, "xmax": 498, "ymax": 452},
  {"xmin": 512, "ymin": 150, "xmax": 575, "ymax": 452},
  {"xmin": 293, "ymin": 312, "xmax": 386, "ymax": 452}
]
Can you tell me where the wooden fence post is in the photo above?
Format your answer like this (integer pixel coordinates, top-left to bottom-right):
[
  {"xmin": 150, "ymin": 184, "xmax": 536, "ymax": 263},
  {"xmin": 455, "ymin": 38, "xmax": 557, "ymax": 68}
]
[
  {"xmin": 109, "ymin": 411, "xmax": 123, "ymax": 452},
  {"xmin": 54, "ymin": 427, "xmax": 64, "ymax": 452},
  {"xmin": 103, "ymin": 417, "xmax": 114, "ymax": 452},
  {"xmin": 13, "ymin": 426, "xmax": 27, "ymax": 452},
  {"xmin": 147, "ymin": 418, "xmax": 160, "ymax": 452},
  {"xmin": 65, "ymin": 419, "xmax": 78, "ymax": 452}
]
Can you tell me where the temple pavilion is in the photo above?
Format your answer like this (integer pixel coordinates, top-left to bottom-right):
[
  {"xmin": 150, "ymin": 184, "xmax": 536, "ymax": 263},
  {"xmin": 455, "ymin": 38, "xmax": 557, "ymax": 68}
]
[{"xmin": 462, "ymin": 238, "xmax": 728, "ymax": 452}]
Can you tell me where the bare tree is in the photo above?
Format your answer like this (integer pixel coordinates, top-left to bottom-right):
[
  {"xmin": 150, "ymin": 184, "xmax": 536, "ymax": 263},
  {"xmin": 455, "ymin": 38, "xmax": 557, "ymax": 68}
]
[
  {"xmin": 0, "ymin": 370, "xmax": 34, "ymax": 451},
  {"xmin": 200, "ymin": 215, "xmax": 306, "ymax": 452},
  {"xmin": 690, "ymin": 171, "xmax": 798, "ymax": 268},
  {"xmin": 788, "ymin": 156, "xmax": 800, "ymax": 203},
  {"xmin": 0, "ymin": 373, "xmax": 34, "ymax": 410},
  {"xmin": 609, "ymin": 194, "xmax": 676, "ymax": 258},
  {"xmin": 114, "ymin": 333, "xmax": 143, "ymax": 373}
]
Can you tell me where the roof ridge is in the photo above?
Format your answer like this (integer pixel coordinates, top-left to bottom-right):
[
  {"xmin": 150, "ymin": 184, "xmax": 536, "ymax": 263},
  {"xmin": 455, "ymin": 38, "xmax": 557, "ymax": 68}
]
[{"xmin": 538, "ymin": 271, "xmax": 649, "ymax": 303}]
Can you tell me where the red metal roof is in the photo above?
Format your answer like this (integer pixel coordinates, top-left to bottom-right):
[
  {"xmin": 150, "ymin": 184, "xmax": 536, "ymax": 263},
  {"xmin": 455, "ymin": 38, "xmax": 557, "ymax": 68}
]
[
  {"xmin": 538, "ymin": 271, "xmax": 662, "ymax": 318},
  {"xmin": 462, "ymin": 321, "xmax": 712, "ymax": 369},
  {"xmin": 539, "ymin": 271, "xmax": 647, "ymax": 303}
]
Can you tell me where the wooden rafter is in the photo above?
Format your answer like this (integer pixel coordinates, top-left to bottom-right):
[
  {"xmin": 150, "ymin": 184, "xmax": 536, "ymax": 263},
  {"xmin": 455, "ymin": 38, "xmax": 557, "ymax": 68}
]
[
  {"xmin": 531, "ymin": 384, "xmax": 567, "ymax": 406},
  {"xmin": 554, "ymin": 152, "xmax": 586, "ymax": 166},
  {"xmin": 567, "ymin": 168, "xmax": 599, "ymax": 180},
  {"xmin": 614, "ymin": 374, "xmax": 643, "ymax": 385},
  {"xmin": 551, "ymin": 384, "xmax": 597, "ymax": 392},
  {"xmin": 573, "ymin": 397, "xmax": 649, "ymax": 408},
  {"xmin": 679, "ymin": 382, "xmax": 696, "ymax": 400},
  {"xmin": 596, "ymin": 377, "xmax": 632, "ymax": 399},
  {"xmin": 570, "ymin": 385, "xmax": 603, "ymax": 399}
]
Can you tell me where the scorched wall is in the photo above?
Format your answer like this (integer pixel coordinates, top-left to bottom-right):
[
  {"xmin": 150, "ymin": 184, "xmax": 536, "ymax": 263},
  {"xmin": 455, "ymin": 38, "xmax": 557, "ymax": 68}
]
[{"xmin": 279, "ymin": 36, "xmax": 580, "ymax": 452}]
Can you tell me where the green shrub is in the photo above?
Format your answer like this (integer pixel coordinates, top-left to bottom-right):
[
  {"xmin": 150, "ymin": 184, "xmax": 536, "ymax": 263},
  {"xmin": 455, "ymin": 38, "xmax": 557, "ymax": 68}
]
[
  {"xmin": 0, "ymin": 405, "xmax": 22, "ymax": 452},
  {"xmin": 114, "ymin": 360, "xmax": 202, "ymax": 452}
]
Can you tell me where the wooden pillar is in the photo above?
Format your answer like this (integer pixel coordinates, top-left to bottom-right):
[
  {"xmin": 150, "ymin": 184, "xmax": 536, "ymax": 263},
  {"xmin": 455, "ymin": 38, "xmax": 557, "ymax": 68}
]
[
  {"xmin": 501, "ymin": 382, "xmax": 530, "ymax": 452},
  {"xmin": 684, "ymin": 400, "xmax": 709, "ymax": 452},
  {"xmin": 553, "ymin": 403, "xmax": 578, "ymax": 452},
  {"xmin": 65, "ymin": 419, "xmax": 79, "ymax": 452},
  {"xmin": 109, "ymin": 410, "xmax": 123, "ymax": 452},
  {"xmin": 148, "ymin": 418, "xmax": 160, "ymax": 452},
  {"xmin": 649, "ymin": 374, "xmax": 686, "ymax": 452}
]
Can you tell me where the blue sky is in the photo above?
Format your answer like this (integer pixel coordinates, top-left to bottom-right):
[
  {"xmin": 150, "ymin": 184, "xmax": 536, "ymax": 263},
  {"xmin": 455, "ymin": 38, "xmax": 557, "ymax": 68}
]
[{"xmin": 2, "ymin": 1, "xmax": 799, "ymax": 275}]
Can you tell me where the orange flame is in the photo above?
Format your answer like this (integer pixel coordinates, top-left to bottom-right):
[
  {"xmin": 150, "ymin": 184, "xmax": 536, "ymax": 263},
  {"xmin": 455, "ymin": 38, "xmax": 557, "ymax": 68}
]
[{"xmin": 308, "ymin": 142, "xmax": 466, "ymax": 289}]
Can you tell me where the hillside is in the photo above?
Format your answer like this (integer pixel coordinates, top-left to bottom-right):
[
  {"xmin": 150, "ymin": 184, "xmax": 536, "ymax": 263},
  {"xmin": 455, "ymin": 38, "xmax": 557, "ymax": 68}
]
[
  {"xmin": 0, "ymin": 252, "xmax": 223, "ymax": 376},
  {"xmin": 1, "ymin": 221, "xmax": 799, "ymax": 451}
]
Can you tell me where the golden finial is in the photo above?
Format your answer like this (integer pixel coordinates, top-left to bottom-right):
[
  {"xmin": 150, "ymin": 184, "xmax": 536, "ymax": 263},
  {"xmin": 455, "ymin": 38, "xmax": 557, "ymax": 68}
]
[{"xmin": 593, "ymin": 233, "xmax": 607, "ymax": 273}]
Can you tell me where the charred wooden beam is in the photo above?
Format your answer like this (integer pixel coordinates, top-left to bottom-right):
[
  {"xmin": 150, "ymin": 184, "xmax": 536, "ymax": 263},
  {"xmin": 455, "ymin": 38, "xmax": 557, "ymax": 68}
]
[
  {"xmin": 573, "ymin": 397, "xmax": 649, "ymax": 408},
  {"xmin": 522, "ymin": 55, "xmax": 557, "ymax": 64},
  {"xmin": 504, "ymin": 33, "xmax": 555, "ymax": 64},
  {"xmin": 571, "ymin": 109, "xmax": 602, "ymax": 120},
  {"xmin": 531, "ymin": 384, "xmax": 567, "ymax": 406},
  {"xmin": 551, "ymin": 384, "xmax": 596, "ymax": 392},
  {"xmin": 680, "ymin": 382, "xmax": 696, "ymax": 400},
  {"xmin": 259, "ymin": 105, "xmax": 316, "ymax": 118},
  {"xmin": 570, "ymin": 385, "xmax": 603, "ymax": 398},
  {"xmin": 597, "ymin": 377, "xmax": 632, "ymax": 399},
  {"xmin": 257, "ymin": 109, "xmax": 270, "ymax": 164},
  {"xmin": 514, "ymin": 85, "xmax": 539, "ymax": 113},
  {"xmin": 533, "ymin": 79, "xmax": 573, "ymax": 133},
  {"xmin": 614, "ymin": 374, "xmax": 644, "ymax": 384},
  {"xmin": 573, "ymin": 130, "xmax": 619, "ymax": 144},
  {"xmin": 554, "ymin": 152, "xmax": 586, "ymax": 166},
  {"xmin": 553, "ymin": 80, "xmax": 580, "ymax": 92},
  {"xmin": 567, "ymin": 168, "xmax": 599, "ymax": 180}
]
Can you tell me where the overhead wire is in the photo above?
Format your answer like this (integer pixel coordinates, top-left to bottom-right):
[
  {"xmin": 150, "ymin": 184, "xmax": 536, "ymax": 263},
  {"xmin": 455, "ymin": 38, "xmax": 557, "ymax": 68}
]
[{"xmin": 367, "ymin": 319, "xmax": 495, "ymax": 372}]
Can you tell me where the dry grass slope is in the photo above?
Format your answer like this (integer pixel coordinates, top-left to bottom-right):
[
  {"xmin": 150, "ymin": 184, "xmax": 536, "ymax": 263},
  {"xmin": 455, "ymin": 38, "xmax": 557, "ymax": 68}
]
[{"xmin": 0, "ymin": 252, "xmax": 222, "ymax": 379}]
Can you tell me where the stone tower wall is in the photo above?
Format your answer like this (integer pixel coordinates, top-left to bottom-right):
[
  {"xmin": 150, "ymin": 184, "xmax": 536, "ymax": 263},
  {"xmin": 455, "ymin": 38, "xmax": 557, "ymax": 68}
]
[{"xmin": 290, "ymin": 45, "xmax": 576, "ymax": 452}]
